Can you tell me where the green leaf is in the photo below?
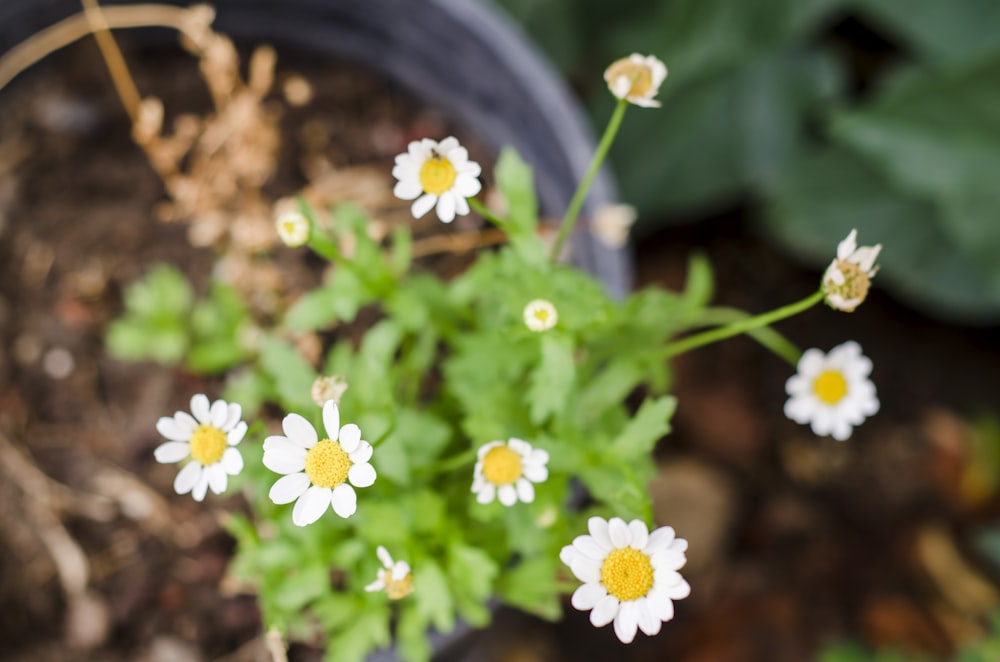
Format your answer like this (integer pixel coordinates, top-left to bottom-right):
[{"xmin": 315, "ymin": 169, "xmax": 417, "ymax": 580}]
[
  {"xmin": 610, "ymin": 396, "xmax": 676, "ymax": 457},
  {"xmin": 390, "ymin": 225, "xmax": 413, "ymax": 277},
  {"xmin": 106, "ymin": 318, "xmax": 187, "ymax": 365},
  {"xmin": 123, "ymin": 264, "xmax": 193, "ymax": 320},
  {"xmin": 413, "ymin": 561, "xmax": 455, "ymax": 633},
  {"xmin": 497, "ymin": 556, "xmax": 561, "ymax": 621},
  {"xmin": 272, "ymin": 564, "xmax": 329, "ymax": 612},
  {"xmin": 580, "ymin": 463, "xmax": 650, "ymax": 520},
  {"xmin": 396, "ymin": 602, "xmax": 432, "ymax": 662},
  {"xmin": 259, "ymin": 335, "xmax": 317, "ymax": 411},
  {"xmin": 447, "ymin": 542, "xmax": 498, "ymax": 627},
  {"xmin": 494, "ymin": 146, "xmax": 538, "ymax": 235},
  {"xmin": 681, "ymin": 253, "xmax": 714, "ymax": 310},
  {"xmin": 527, "ymin": 334, "xmax": 576, "ymax": 425},
  {"xmin": 324, "ymin": 606, "xmax": 391, "ymax": 662}
]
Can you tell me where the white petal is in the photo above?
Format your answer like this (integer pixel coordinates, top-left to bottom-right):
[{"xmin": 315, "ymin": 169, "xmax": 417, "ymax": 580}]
[
  {"xmin": 784, "ymin": 395, "xmax": 815, "ymax": 424},
  {"xmin": 645, "ymin": 526, "xmax": 676, "ymax": 554},
  {"xmin": 348, "ymin": 462, "xmax": 377, "ymax": 488},
  {"xmin": 263, "ymin": 435, "xmax": 288, "ymax": 452},
  {"xmin": 507, "ymin": 438, "xmax": 531, "ymax": 455},
  {"xmin": 393, "ymin": 178, "xmax": 423, "ymax": 200},
  {"xmin": 515, "ymin": 479, "xmax": 535, "ymax": 503},
  {"xmin": 338, "ymin": 424, "xmax": 361, "ymax": 453},
  {"xmin": 349, "ymin": 441, "xmax": 373, "ymax": 464},
  {"xmin": 635, "ymin": 599, "xmax": 662, "ymax": 636},
  {"xmin": 392, "ymin": 562, "xmax": 410, "ymax": 580},
  {"xmin": 475, "ymin": 483, "xmax": 495, "ymax": 504},
  {"xmin": 559, "ymin": 545, "xmax": 576, "ymax": 568},
  {"xmin": 227, "ymin": 421, "xmax": 247, "ymax": 446},
  {"xmin": 156, "ymin": 417, "xmax": 189, "ymax": 442},
  {"xmin": 154, "ymin": 441, "xmax": 190, "ymax": 464},
  {"xmin": 664, "ymin": 577, "xmax": 691, "ymax": 600},
  {"xmin": 452, "ymin": 173, "xmax": 481, "ymax": 198},
  {"xmin": 411, "ymin": 194, "xmax": 436, "ymax": 219},
  {"xmin": 837, "ymin": 229, "xmax": 857, "ymax": 260},
  {"xmin": 331, "ymin": 483, "xmax": 357, "ymax": 518},
  {"xmin": 376, "ymin": 546, "xmax": 393, "ymax": 568},
  {"xmin": 570, "ymin": 557, "xmax": 601, "ymax": 584},
  {"xmin": 497, "ymin": 484, "xmax": 517, "ymax": 506},
  {"xmin": 614, "ymin": 602, "xmax": 640, "ymax": 644},
  {"xmin": 173, "ymin": 462, "xmax": 201, "ymax": 495},
  {"xmin": 191, "ymin": 470, "xmax": 210, "ymax": 502},
  {"xmin": 282, "ymin": 414, "xmax": 318, "ymax": 448},
  {"xmin": 436, "ymin": 192, "xmax": 457, "ymax": 223},
  {"xmin": 608, "ymin": 518, "xmax": 631, "ymax": 548},
  {"xmin": 454, "ymin": 195, "xmax": 470, "ymax": 216},
  {"xmin": 365, "ymin": 578, "xmax": 386, "ymax": 592},
  {"xmin": 651, "ymin": 549, "xmax": 686, "ymax": 572},
  {"xmin": 590, "ymin": 594, "xmax": 620, "ymax": 628},
  {"xmin": 263, "ymin": 444, "xmax": 307, "ymax": 475},
  {"xmin": 523, "ymin": 463, "xmax": 549, "ymax": 483},
  {"xmin": 572, "ymin": 535, "xmax": 609, "ymax": 561},
  {"xmin": 645, "ymin": 586, "xmax": 677, "ymax": 621},
  {"xmin": 627, "ymin": 520, "xmax": 649, "ymax": 550},
  {"xmin": 437, "ymin": 136, "xmax": 459, "ymax": 153},
  {"xmin": 191, "ymin": 394, "xmax": 211, "ymax": 424},
  {"xmin": 797, "ymin": 349, "xmax": 825, "ymax": 377},
  {"xmin": 269, "ymin": 473, "xmax": 311, "ymax": 505},
  {"xmin": 588, "ymin": 517, "xmax": 614, "ymax": 550},
  {"xmin": 175, "ymin": 412, "xmax": 198, "ymax": 435},
  {"xmin": 322, "ymin": 400, "xmax": 340, "ymax": 439},
  {"xmin": 572, "ymin": 583, "xmax": 607, "ymax": 611},
  {"xmin": 223, "ymin": 403, "xmax": 242, "ymax": 431},
  {"xmin": 292, "ymin": 486, "xmax": 332, "ymax": 526},
  {"xmin": 669, "ymin": 538, "xmax": 689, "ymax": 554},
  {"xmin": 477, "ymin": 441, "xmax": 502, "ymax": 459},
  {"xmin": 207, "ymin": 464, "xmax": 228, "ymax": 494},
  {"xmin": 221, "ymin": 447, "xmax": 244, "ymax": 475}
]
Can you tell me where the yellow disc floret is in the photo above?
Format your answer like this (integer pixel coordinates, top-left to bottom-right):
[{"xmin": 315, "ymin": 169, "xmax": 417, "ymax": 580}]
[
  {"xmin": 824, "ymin": 260, "xmax": 871, "ymax": 312},
  {"xmin": 419, "ymin": 156, "xmax": 457, "ymax": 195},
  {"xmin": 600, "ymin": 547, "xmax": 654, "ymax": 602},
  {"xmin": 605, "ymin": 59, "xmax": 654, "ymax": 98},
  {"xmin": 189, "ymin": 424, "xmax": 227, "ymax": 465},
  {"xmin": 813, "ymin": 370, "xmax": 848, "ymax": 405},
  {"xmin": 305, "ymin": 440, "xmax": 352, "ymax": 488},
  {"xmin": 383, "ymin": 570, "xmax": 414, "ymax": 600},
  {"xmin": 482, "ymin": 445, "xmax": 523, "ymax": 486}
]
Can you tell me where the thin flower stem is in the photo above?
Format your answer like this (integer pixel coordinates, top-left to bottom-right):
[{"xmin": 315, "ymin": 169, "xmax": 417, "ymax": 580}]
[
  {"xmin": 661, "ymin": 290, "xmax": 824, "ymax": 361},
  {"xmin": 550, "ymin": 98, "xmax": 629, "ymax": 262},
  {"xmin": 423, "ymin": 448, "xmax": 479, "ymax": 475},
  {"xmin": 687, "ymin": 307, "xmax": 804, "ymax": 366},
  {"xmin": 468, "ymin": 197, "xmax": 510, "ymax": 230}
]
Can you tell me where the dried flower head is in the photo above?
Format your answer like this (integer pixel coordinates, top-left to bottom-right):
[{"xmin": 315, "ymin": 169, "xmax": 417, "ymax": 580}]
[
  {"xmin": 311, "ymin": 375, "xmax": 348, "ymax": 407},
  {"xmin": 364, "ymin": 546, "xmax": 413, "ymax": 600},
  {"xmin": 823, "ymin": 229, "xmax": 881, "ymax": 312},
  {"xmin": 604, "ymin": 54, "xmax": 668, "ymax": 107}
]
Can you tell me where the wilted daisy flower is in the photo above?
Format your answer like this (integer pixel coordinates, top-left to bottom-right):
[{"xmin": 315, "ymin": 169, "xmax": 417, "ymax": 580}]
[
  {"xmin": 275, "ymin": 210, "xmax": 309, "ymax": 247},
  {"xmin": 392, "ymin": 137, "xmax": 482, "ymax": 223},
  {"xmin": 523, "ymin": 299, "xmax": 558, "ymax": 332},
  {"xmin": 823, "ymin": 229, "xmax": 881, "ymax": 312},
  {"xmin": 472, "ymin": 438, "xmax": 549, "ymax": 506},
  {"xmin": 561, "ymin": 517, "xmax": 690, "ymax": 644},
  {"xmin": 154, "ymin": 394, "xmax": 247, "ymax": 502},
  {"xmin": 604, "ymin": 54, "xmax": 668, "ymax": 108},
  {"xmin": 785, "ymin": 341, "xmax": 879, "ymax": 441},
  {"xmin": 311, "ymin": 374, "xmax": 348, "ymax": 407},
  {"xmin": 364, "ymin": 546, "xmax": 413, "ymax": 600},
  {"xmin": 264, "ymin": 400, "xmax": 376, "ymax": 526}
]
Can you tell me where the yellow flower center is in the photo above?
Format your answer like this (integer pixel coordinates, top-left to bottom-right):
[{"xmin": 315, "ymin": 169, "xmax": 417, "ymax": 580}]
[
  {"xmin": 281, "ymin": 220, "xmax": 299, "ymax": 236},
  {"xmin": 304, "ymin": 440, "xmax": 352, "ymax": 488},
  {"xmin": 600, "ymin": 547, "xmax": 654, "ymax": 602},
  {"xmin": 419, "ymin": 156, "xmax": 457, "ymax": 195},
  {"xmin": 533, "ymin": 309, "xmax": 550, "ymax": 324},
  {"xmin": 189, "ymin": 424, "xmax": 227, "ymax": 465},
  {"xmin": 824, "ymin": 260, "xmax": 871, "ymax": 312},
  {"xmin": 481, "ymin": 445, "xmax": 523, "ymax": 486},
  {"xmin": 813, "ymin": 370, "xmax": 848, "ymax": 405},
  {"xmin": 382, "ymin": 569, "xmax": 414, "ymax": 600},
  {"xmin": 606, "ymin": 60, "xmax": 653, "ymax": 98}
]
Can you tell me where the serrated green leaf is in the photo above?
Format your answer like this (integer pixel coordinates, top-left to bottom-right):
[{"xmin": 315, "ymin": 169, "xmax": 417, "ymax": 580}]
[
  {"xmin": 413, "ymin": 561, "xmax": 455, "ymax": 633},
  {"xmin": 447, "ymin": 542, "xmax": 498, "ymax": 627},
  {"xmin": 396, "ymin": 602, "xmax": 432, "ymax": 662},
  {"xmin": 124, "ymin": 264, "xmax": 193, "ymax": 320},
  {"xmin": 273, "ymin": 564, "xmax": 330, "ymax": 612},
  {"xmin": 610, "ymin": 396, "xmax": 676, "ymax": 457},
  {"xmin": 259, "ymin": 335, "xmax": 317, "ymax": 411},
  {"xmin": 494, "ymin": 146, "xmax": 538, "ymax": 235},
  {"xmin": 324, "ymin": 606, "xmax": 391, "ymax": 662},
  {"xmin": 527, "ymin": 334, "xmax": 576, "ymax": 425},
  {"xmin": 497, "ymin": 556, "xmax": 561, "ymax": 621}
]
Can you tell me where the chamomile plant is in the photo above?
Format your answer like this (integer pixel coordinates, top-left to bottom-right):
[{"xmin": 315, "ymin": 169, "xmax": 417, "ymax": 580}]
[{"xmin": 116, "ymin": 53, "xmax": 884, "ymax": 661}]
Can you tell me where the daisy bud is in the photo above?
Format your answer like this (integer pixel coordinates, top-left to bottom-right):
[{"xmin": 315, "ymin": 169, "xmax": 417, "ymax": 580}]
[
  {"xmin": 276, "ymin": 210, "xmax": 310, "ymax": 247},
  {"xmin": 823, "ymin": 229, "xmax": 881, "ymax": 312}
]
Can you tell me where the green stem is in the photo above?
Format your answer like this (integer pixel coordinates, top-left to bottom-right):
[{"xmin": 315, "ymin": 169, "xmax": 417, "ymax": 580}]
[
  {"xmin": 468, "ymin": 197, "xmax": 509, "ymax": 230},
  {"xmin": 550, "ymin": 98, "xmax": 629, "ymax": 262},
  {"xmin": 661, "ymin": 289, "xmax": 824, "ymax": 361},
  {"xmin": 687, "ymin": 307, "xmax": 804, "ymax": 366}
]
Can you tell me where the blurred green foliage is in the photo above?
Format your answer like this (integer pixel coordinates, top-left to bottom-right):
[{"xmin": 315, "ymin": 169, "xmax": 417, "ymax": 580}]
[
  {"xmin": 495, "ymin": 0, "xmax": 1000, "ymax": 322},
  {"xmin": 819, "ymin": 612, "xmax": 1000, "ymax": 662}
]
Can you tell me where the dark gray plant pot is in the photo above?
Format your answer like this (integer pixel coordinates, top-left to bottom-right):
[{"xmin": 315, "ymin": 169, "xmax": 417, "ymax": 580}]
[
  {"xmin": 0, "ymin": 0, "xmax": 631, "ymax": 298},
  {"xmin": 0, "ymin": 0, "xmax": 631, "ymax": 659}
]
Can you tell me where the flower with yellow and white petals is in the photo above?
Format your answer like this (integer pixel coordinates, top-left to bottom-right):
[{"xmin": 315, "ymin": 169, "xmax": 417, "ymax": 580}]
[
  {"xmin": 471, "ymin": 438, "xmax": 548, "ymax": 506},
  {"xmin": 264, "ymin": 400, "xmax": 376, "ymax": 526},
  {"xmin": 784, "ymin": 341, "xmax": 879, "ymax": 441},
  {"xmin": 364, "ymin": 546, "xmax": 413, "ymax": 600},
  {"xmin": 154, "ymin": 394, "xmax": 247, "ymax": 502},
  {"xmin": 276, "ymin": 210, "xmax": 310, "ymax": 247},
  {"xmin": 523, "ymin": 299, "xmax": 558, "ymax": 332},
  {"xmin": 604, "ymin": 54, "xmax": 668, "ymax": 108},
  {"xmin": 392, "ymin": 137, "xmax": 482, "ymax": 223},
  {"xmin": 823, "ymin": 229, "xmax": 881, "ymax": 312},
  {"xmin": 561, "ymin": 517, "xmax": 690, "ymax": 644}
]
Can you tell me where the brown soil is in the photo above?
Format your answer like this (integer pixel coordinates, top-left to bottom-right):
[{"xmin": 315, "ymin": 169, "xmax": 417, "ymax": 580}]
[{"xmin": 3, "ymin": 33, "xmax": 1000, "ymax": 662}]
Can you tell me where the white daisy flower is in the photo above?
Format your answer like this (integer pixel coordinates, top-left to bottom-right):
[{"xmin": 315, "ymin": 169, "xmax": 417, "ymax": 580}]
[
  {"xmin": 364, "ymin": 545, "xmax": 413, "ymax": 600},
  {"xmin": 471, "ymin": 438, "xmax": 549, "ymax": 506},
  {"xmin": 523, "ymin": 299, "xmax": 558, "ymax": 332},
  {"xmin": 784, "ymin": 341, "xmax": 880, "ymax": 441},
  {"xmin": 154, "ymin": 394, "xmax": 247, "ymax": 502},
  {"xmin": 276, "ymin": 210, "xmax": 310, "ymax": 247},
  {"xmin": 823, "ymin": 229, "xmax": 882, "ymax": 312},
  {"xmin": 392, "ymin": 136, "xmax": 482, "ymax": 223},
  {"xmin": 561, "ymin": 517, "xmax": 690, "ymax": 644},
  {"xmin": 603, "ymin": 54, "xmax": 668, "ymax": 108},
  {"xmin": 264, "ymin": 400, "xmax": 376, "ymax": 526}
]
